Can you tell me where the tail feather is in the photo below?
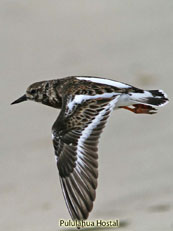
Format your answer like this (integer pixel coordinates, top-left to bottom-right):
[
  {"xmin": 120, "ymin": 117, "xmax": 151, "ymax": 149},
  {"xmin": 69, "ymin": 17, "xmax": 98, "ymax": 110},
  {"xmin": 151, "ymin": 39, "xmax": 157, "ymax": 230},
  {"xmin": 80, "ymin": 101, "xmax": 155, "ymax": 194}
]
[
  {"xmin": 147, "ymin": 90, "xmax": 168, "ymax": 106},
  {"xmin": 130, "ymin": 89, "xmax": 169, "ymax": 108}
]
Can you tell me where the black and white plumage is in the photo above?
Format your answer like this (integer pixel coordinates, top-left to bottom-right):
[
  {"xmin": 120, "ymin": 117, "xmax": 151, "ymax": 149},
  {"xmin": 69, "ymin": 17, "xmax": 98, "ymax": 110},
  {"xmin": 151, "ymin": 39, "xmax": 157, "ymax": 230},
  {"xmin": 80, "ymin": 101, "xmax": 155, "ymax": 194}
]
[
  {"xmin": 52, "ymin": 94, "xmax": 119, "ymax": 220},
  {"xmin": 11, "ymin": 76, "xmax": 169, "ymax": 221}
]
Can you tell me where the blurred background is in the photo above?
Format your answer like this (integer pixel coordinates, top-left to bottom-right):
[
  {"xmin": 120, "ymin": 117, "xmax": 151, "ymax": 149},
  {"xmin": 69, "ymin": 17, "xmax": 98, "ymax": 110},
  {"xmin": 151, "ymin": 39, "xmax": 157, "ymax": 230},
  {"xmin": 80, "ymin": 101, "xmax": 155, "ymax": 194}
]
[{"xmin": 0, "ymin": 0, "xmax": 172, "ymax": 230}]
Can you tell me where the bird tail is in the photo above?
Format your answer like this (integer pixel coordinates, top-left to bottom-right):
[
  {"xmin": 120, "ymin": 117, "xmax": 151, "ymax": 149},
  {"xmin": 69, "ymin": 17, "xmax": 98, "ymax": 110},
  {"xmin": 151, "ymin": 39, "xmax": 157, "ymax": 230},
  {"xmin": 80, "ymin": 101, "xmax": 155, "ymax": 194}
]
[
  {"xmin": 128, "ymin": 89, "xmax": 169, "ymax": 114},
  {"xmin": 132, "ymin": 89, "xmax": 168, "ymax": 106}
]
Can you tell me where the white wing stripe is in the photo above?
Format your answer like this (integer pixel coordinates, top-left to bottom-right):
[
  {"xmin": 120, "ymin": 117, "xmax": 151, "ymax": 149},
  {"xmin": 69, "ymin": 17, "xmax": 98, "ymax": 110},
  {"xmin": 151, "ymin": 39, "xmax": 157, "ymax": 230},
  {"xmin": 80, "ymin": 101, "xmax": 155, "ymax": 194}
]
[
  {"xmin": 76, "ymin": 96, "xmax": 120, "ymax": 168},
  {"xmin": 77, "ymin": 77, "xmax": 131, "ymax": 89},
  {"xmin": 67, "ymin": 93, "xmax": 118, "ymax": 112}
]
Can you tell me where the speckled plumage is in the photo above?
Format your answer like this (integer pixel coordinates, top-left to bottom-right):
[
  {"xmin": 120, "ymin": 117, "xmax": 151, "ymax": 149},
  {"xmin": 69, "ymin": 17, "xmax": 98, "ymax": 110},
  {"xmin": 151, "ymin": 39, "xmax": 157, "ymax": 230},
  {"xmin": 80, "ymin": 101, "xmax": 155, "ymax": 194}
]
[{"xmin": 11, "ymin": 76, "xmax": 169, "ymax": 222}]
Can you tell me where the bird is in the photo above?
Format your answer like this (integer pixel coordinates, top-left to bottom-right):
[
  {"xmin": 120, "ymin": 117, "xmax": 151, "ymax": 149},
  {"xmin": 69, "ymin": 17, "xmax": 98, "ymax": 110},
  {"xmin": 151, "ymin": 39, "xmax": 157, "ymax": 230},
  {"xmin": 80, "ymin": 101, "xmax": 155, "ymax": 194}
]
[{"xmin": 11, "ymin": 76, "xmax": 168, "ymax": 221}]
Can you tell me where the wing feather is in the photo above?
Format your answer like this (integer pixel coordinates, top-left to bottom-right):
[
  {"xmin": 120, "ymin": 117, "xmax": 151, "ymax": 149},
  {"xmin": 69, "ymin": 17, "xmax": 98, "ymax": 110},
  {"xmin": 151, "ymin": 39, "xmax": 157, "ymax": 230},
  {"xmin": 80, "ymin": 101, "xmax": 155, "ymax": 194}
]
[{"xmin": 52, "ymin": 95, "xmax": 120, "ymax": 220}]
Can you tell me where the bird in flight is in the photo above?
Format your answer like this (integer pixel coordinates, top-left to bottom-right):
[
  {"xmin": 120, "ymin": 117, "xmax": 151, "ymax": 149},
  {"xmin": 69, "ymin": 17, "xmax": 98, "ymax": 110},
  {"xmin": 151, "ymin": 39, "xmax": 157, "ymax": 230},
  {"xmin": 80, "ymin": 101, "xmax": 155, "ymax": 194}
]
[{"xmin": 11, "ymin": 76, "xmax": 168, "ymax": 221}]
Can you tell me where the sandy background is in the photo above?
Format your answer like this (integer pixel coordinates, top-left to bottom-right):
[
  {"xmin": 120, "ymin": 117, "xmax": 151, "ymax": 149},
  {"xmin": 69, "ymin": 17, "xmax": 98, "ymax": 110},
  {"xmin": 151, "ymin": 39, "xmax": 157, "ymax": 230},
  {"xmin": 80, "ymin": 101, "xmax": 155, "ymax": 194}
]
[{"xmin": 0, "ymin": 1, "xmax": 173, "ymax": 231}]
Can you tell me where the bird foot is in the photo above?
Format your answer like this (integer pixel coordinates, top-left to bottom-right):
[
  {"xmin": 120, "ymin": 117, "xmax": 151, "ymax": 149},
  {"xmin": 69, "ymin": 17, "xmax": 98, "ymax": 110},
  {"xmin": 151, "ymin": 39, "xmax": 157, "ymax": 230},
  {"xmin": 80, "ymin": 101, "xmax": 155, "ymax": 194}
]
[{"xmin": 120, "ymin": 104, "xmax": 157, "ymax": 114}]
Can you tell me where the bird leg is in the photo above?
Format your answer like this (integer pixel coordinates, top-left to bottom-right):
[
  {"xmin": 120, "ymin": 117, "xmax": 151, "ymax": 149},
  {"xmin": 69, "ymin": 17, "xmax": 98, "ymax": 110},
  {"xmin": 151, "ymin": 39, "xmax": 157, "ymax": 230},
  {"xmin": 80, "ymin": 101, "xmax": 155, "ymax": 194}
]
[{"xmin": 120, "ymin": 104, "xmax": 157, "ymax": 114}]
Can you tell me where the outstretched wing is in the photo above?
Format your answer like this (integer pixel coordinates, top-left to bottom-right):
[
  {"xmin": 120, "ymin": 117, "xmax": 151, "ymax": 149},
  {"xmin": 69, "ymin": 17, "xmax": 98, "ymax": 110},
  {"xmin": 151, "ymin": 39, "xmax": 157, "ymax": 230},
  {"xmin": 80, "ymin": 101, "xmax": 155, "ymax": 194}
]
[{"xmin": 52, "ymin": 94, "xmax": 120, "ymax": 220}]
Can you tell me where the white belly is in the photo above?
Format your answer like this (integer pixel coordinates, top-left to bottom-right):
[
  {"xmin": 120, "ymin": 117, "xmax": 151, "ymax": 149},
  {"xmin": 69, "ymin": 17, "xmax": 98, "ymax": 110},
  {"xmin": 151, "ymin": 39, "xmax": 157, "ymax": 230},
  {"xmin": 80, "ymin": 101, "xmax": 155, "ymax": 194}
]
[{"xmin": 115, "ymin": 94, "xmax": 134, "ymax": 108}]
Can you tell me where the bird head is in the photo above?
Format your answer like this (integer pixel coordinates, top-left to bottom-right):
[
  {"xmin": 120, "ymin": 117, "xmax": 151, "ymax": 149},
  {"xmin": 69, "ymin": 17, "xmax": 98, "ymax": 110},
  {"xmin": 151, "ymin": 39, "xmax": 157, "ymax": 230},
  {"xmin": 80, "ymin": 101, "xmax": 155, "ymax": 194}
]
[
  {"xmin": 11, "ymin": 80, "xmax": 61, "ymax": 108},
  {"xmin": 11, "ymin": 81, "xmax": 49, "ymax": 105}
]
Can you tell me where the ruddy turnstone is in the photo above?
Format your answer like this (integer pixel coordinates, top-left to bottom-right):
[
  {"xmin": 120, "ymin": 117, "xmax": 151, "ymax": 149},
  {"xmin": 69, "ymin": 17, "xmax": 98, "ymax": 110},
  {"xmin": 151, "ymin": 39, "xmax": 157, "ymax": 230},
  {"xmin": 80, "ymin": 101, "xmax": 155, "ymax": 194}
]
[{"xmin": 11, "ymin": 76, "xmax": 168, "ymax": 221}]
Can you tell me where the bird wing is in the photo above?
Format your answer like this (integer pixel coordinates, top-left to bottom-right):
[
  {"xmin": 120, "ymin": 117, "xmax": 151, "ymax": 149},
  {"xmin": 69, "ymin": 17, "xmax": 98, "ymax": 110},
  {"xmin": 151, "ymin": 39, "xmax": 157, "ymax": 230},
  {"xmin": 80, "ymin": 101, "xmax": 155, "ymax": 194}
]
[{"xmin": 52, "ymin": 93, "xmax": 120, "ymax": 220}]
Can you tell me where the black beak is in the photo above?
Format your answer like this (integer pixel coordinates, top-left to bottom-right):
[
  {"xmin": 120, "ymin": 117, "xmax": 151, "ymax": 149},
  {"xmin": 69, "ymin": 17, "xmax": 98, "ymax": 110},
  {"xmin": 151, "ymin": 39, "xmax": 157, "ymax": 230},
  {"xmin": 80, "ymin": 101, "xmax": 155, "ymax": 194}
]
[{"xmin": 11, "ymin": 94, "xmax": 27, "ymax": 105}]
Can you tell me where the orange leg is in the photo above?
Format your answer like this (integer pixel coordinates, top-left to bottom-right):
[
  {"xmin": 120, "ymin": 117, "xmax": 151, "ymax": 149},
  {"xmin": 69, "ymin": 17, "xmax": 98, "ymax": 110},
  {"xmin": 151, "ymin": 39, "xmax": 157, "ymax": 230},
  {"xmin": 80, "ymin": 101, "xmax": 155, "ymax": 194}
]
[{"xmin": 120, "ymin": 104, "xmax": 157, "ymax": 114}]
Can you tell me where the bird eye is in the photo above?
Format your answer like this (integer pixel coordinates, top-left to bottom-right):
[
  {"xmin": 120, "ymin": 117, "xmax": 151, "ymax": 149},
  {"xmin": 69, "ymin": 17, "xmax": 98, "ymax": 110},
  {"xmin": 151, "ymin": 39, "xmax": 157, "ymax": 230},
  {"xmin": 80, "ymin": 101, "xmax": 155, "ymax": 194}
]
[{"xmin": 30, "ymin": 89, "xmax": 36, "ymax": 94}]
